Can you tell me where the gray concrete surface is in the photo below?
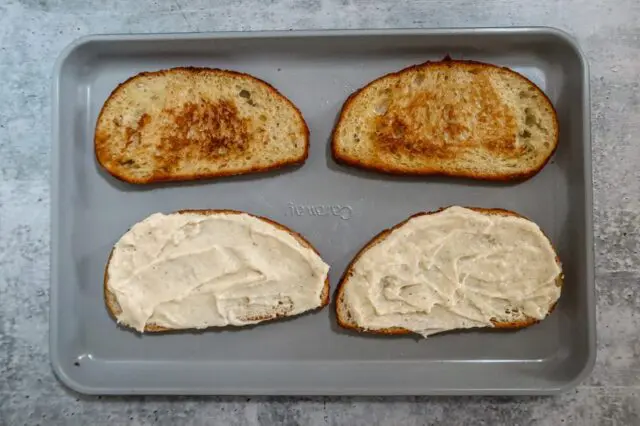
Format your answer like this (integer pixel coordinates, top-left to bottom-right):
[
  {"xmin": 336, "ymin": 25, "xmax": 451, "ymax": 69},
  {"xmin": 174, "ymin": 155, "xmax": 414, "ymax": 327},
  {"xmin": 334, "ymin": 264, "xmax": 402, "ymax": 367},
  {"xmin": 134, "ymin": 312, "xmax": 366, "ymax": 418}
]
[{"xmin": 1, "ymin": 0, "xmax": 639, "ymax": 424}]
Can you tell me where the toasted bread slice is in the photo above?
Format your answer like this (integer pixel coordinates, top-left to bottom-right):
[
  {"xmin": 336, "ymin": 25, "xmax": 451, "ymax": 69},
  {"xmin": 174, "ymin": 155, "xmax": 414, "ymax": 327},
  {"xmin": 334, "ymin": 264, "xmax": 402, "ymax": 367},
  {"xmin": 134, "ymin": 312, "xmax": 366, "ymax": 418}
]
[
  {"xmin": 332, "ymin": 58, "xmax": 558, "ymax": 180},
  {"xmin": 95, "ymin": 67, "xmax": 309, "ymax": 184},
  {"xmin": 105, "ymin": 209, "xmax": 330, "ymax": 333},
  {"xmin": 335, "ymin": 206, "xmax": 563, "ymax": 337}
]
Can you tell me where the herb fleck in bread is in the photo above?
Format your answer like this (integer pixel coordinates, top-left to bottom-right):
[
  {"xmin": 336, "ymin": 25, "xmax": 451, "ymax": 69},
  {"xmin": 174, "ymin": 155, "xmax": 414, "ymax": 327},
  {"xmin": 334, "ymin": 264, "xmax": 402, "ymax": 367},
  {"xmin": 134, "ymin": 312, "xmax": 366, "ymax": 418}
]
[
  {"xmin": 332, "ymin": 58, "xmax": 559, "ymax": 180},
  {"xmin": 335, "ymin": 207, "xmax": 563, "ymax": 337},
  {"xmin": 105, "ymin": 209, "xmax": 330, "ymax": 333},
  {"xmin": 95, "ymin": 67, "xmax": 309, "ymax": 184}
]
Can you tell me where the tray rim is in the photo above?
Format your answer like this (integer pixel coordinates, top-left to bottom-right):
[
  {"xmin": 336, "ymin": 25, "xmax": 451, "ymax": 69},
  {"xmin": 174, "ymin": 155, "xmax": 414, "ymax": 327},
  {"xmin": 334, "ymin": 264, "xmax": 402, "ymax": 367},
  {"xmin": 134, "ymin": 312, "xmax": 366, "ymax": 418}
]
[{"xmin": 49, "ymin": 26, "xmax": 596, "ymax": 396}]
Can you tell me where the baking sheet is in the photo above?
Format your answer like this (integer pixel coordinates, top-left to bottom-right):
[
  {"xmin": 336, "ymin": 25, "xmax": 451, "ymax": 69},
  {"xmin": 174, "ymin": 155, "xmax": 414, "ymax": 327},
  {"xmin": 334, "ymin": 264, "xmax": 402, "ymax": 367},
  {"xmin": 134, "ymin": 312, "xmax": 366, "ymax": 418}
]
[{"xmin": 50, "ymin": 27, "xmax": 595, "ymax": 395}]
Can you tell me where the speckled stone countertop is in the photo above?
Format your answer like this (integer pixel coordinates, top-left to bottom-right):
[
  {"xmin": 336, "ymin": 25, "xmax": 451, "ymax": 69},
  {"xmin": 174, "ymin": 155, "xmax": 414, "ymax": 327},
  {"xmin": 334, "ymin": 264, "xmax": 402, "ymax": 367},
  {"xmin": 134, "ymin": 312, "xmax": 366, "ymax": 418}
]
[{"xmin": 1, "ymin": 0, "xmax": 639, "ymax": 424}]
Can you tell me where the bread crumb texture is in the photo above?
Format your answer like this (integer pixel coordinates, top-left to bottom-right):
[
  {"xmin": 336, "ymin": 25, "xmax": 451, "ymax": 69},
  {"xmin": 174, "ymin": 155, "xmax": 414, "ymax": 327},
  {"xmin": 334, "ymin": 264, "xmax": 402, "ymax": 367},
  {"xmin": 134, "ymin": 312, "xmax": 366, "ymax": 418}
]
[
  {"xmin": 333, "ymin": 59, "xmax": 558, "ymax": 180},
  {"xmin": 95, "ymin": 68, "xmax": 308, "ymax": 183}
]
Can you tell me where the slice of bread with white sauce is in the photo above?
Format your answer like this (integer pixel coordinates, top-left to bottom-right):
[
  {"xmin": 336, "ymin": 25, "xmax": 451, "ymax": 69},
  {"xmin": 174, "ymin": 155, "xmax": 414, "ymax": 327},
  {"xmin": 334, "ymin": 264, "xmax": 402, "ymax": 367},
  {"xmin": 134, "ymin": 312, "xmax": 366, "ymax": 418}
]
[
  {"xmin": 336, "ymin": 206, "xmax": 563, "ymax": 337},
  {"xmin": 105, "ymin": 209, "xmax": 330, "ymax": 333}
]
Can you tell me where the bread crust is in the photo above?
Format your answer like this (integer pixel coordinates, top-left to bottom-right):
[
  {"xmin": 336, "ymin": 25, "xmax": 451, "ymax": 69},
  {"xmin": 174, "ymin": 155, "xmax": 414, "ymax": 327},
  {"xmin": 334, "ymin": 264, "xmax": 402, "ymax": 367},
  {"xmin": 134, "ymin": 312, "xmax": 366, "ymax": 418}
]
[
  {"xmin": 104, "ymin": 209, "xmax": 330, "ymax": 333},
  {"xmin": 335, "ymin": 206, "xmax": 563, "ymax": 336},
  {"xmin": 95, "ymin": 67, "xmax": 310, "ymax": 184},
  {"xmin": 331, "ymin": 57, "xmax": 559, "ymax": 181}
]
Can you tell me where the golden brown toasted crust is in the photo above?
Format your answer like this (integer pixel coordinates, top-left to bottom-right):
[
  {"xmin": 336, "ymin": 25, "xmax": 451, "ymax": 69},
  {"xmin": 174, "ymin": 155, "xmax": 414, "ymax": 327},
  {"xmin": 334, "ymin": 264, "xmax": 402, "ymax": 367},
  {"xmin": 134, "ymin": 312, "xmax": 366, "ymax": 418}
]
[
  {"xmin": 335, "ymin": 207, "xmax": 564, "ymax": 336},
  {"xmin": 331, "ymin": 57, "xmax": 559, "ymax": 181},
  {"xmin": 95, "ymin": 67, "xmax": 310, "ymax": 184},
  {"xmin": 104, "ymin": 209, "xmax": 329, "ymax": 333}
]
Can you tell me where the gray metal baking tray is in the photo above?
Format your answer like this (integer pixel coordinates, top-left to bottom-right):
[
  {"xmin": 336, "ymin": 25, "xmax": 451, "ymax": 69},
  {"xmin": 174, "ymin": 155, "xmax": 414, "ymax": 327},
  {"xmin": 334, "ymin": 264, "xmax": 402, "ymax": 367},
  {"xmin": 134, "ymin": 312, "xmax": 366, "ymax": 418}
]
[{"xmin": 50, "ymin": 27, "xmax": 595, "ymax": 395}]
